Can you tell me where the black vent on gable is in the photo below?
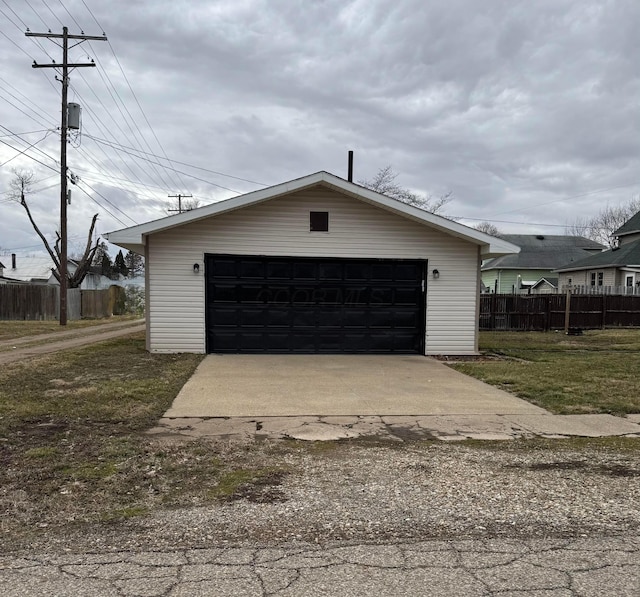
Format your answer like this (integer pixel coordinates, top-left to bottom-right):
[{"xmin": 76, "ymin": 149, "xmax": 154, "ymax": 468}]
[{"xmin": 310, "ymin": 211, "xmax": 329, "ymax": 232}]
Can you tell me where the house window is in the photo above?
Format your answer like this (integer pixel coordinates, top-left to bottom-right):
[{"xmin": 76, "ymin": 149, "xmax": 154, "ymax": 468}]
[
  {"xmin": 626, "ymin": 275, "xmax": 634, "ymax": 287},
  {"xmin": 597, "ymin": 272, "xmax": 604, "ymax": 286},
  {"xmin": 310, "ymin": 211, "xmax": 329, "ymax": 232},
  {"xmin": 590, "ymin": 272, "xmax": 604, "ymax": 287},
  {"xmin": 590, "ymin": 273, "xmax": 596, "ymax": 286}
]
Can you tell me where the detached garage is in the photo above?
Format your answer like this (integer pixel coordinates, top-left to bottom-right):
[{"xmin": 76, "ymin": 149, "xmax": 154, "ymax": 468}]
[{"xmin": 106, "ymin": 171, "xmax": 518, "ymax": 356}]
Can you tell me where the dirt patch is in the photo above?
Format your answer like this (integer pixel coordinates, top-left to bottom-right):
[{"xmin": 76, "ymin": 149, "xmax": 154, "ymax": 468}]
[
  {"xmin": 509, "ymin": 460, "xmax": 640, "ymax": 477},
  {"xmin": 231, "ymin": 471, "xmax": 290, "ymax": 503}
]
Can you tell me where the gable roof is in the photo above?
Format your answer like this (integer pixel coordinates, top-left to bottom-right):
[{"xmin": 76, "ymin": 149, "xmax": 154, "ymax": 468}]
[
  {"xmin": 613, "ymin": 210, "xmax": 640, "ymax": 238},
  {"xmin": 531, "ymin": 277, "xmax": 559, "ymax": 289},
  {"xmin": 4, "ymin": 256, "xmax": 56, "ymax": 282},
  {"xmin": 481, "ymin": 234, "xmax": 604, "ymax": 271},
  {"xmin": 555, "ymin": 237, "xmax": 640, "ymax": 272},
  {"xmin": 105, "ymin": 171, "xmax": 519, "ymax": 258},
  {"xmin": 2, "ymin": 256, "xmax": 79, "ymax": 283}
]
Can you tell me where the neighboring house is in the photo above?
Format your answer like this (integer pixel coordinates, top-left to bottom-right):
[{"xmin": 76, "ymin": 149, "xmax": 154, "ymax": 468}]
[
  {"xmin": 106, "ymin": 171, "xmax": 518, "ymax": 355},
  {"xmin": 0, "ymin": 258, "xmax": 26, "ymax": 285},
  {"xmin": 530, "ymin": 277, "xmax": 559, "ymax": 294},
  {"xmin": 0, "ymin": 254, "xmax": 113, "ymax": 290},
  {"xmin": 556, "ymin": 211, "xmax": 640, "ymax": 292},
  {"xmin": 481, "ymin": 235, "xmax": 604, "ymax": 293}
]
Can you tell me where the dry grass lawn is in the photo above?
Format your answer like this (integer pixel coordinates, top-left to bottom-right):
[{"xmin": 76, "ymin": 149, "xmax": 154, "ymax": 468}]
[{"xmin": 451, "ymin": 329, "xmax": 640, "ymax": 414}]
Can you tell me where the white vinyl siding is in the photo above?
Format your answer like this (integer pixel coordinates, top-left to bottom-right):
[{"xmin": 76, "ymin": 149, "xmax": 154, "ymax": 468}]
[{"xmin": 147, "ymin": 186, "xmax": 480, "ymax": 355}]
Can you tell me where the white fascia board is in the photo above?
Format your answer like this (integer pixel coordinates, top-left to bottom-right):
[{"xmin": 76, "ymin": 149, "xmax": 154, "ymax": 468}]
[{"xmin": 104, "ymin": 171, "xmax": 520, "ymax": 258}]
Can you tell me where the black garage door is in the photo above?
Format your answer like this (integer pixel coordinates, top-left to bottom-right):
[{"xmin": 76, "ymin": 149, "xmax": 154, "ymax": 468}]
[{"xmin": 205, "ymin": 255, "xmax": 426, "ymax": 354}]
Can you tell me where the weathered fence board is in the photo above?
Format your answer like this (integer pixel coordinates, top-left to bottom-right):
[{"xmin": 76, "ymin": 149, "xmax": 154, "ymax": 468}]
[
  {"xmin": 0, "ymin": 284, "xmax": 126, "ymax": 320},
  {"xmin": 480, "ymin": 294, "xmax": 640, "ymax": 331},
  {"xmin": 0, "ymin": 284, "xmax": 59, "ymax": 320},
  {"xmin": 67, "ymin": 289, "xmax": 81, "ymax": 320}
]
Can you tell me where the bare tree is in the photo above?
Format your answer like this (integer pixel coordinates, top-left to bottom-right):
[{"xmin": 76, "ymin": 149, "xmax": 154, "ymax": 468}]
[
  {"xmin": 10, "ymin": 169, "xmax": 99, "ymax": 288},
  {"xmin": 474, "ymin": 221, "xmax": 501, "ymax": 236},
  {"xmin": 359, "ymin": 166, "xmax": 453, "ymax": 214},
  {"xmin": 565, "ymin": 197, "xmax": 640, "ymax": 248}
]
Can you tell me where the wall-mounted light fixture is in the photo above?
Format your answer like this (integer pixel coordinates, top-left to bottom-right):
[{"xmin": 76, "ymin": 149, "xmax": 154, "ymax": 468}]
[
  {"xmin": 193, "ymin": 263, "xmax": 200, "ymax": 274},
  {"xmin": 432, "ymin": 268, "xmax": 440, "ymax": 279}
]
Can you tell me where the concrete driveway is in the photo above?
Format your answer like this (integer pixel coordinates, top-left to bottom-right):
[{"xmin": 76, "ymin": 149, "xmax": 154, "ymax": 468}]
[{"xmin": 164, "ymin": 355, "xmax": 547, "ymax": 418}]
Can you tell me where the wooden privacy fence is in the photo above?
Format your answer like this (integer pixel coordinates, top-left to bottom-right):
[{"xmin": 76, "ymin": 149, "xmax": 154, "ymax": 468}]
[
  {"xmin": 0, "ymin": 284, "xmax": 59, "ymax": 320},
  {"xmin": 0, "ymin": 284, "xmax": 126, "ymax": 320},
  {"xmin": 480, "ymin": 294, "xmax": 640, "ymax": 331}
]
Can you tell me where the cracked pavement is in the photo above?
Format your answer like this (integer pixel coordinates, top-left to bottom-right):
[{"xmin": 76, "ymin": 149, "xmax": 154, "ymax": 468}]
[{"xmin": 1, "ymin": 536, "xmax": 639, "ymax": 596}]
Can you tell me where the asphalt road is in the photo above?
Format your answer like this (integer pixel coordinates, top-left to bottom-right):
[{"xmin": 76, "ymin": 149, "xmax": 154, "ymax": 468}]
[{"xmin": 1, "ymin": 536, "xmax": 638, "ymax": 596}]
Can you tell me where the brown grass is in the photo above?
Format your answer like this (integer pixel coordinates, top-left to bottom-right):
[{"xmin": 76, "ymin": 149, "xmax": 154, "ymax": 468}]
[{"xmin": 451, "ymin": 329, "xmax": 640, "ymax": 414}]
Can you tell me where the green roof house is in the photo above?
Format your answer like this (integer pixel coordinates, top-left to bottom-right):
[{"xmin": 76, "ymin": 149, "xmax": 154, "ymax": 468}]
[{"xmin": 482, "ymin": 235, "xmax": 604, "ymax": 293}]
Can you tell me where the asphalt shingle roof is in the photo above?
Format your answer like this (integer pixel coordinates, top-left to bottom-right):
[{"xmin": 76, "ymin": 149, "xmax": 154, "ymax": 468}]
[
  {"xmin": 481, "ymin": 235, "xmax": 604, "ymax": 271},
  {"xmin": 555, "ymin": 238, "xmax": 640, "ymax": 271},
  {"xmin": 613, "ymin": 210, "xmax": 640, "ymax": 237}
]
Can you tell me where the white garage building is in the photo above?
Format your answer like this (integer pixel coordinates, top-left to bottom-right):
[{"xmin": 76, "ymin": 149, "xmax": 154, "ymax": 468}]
[{"xmin": 106, "ymin": 171, "xmax": 518, "ymax": 355}]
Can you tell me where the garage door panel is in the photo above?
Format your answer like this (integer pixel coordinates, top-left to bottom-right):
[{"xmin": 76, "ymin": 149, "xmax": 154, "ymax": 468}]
[
  {"xmin": 341, "ymin": 308, "xmax": 368, "ymax": 328},
  {"xmin": 370, "ymin": 287, "xmax": 393, "ymax": 305},
  {"xmin": 318, "ymin": 262, "xmax": 342, "ymax": 280},
  {"xmin": 395, "ymin": 287, "xmax": 422, "ymax": 305},
  {"xmin": 206, "ymin": 255, "xmax": 425, "ymax": 354},
  {"xmin": 370, "ymin": 263, "xmax": 394, "ymax": 281},
  {"xmin": 293, "ymin": 262, "xmax": 316, "ymax": 279},
  {"xmin": 393, "ymin": 310, "xmax": 422, "ymax": 328},
  {"xmin": 266, "ymin": 261, "xmax": 291, "ymax": 279},
  {"xmin": 290, "ymin": 332, "xmax": 316, "ymax": 351},
  {"xmin": 239, "ymin": 260, "xmax": 264, "ymax": 279},
  {"xmin": 210, "ymin": 284, "xmax": 238, "ymax": 302},
  {"xmin": 240, "ymin": 308, "xmax": 264, "ymax": 327}
]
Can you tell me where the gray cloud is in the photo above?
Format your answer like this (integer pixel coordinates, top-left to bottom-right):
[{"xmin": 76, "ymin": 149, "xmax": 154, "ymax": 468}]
[{"xmin": 1, "ymin": 0, "xmax": 638, "ymax": 257}]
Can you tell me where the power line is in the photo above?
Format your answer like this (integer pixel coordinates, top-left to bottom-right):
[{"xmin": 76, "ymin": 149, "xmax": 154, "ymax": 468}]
[
  {"xmin": 0, "ymin": 130, "xmax": 52, "ymax": 168},
  {"xmin": 70, "ymin": 78, "xmax": 165, "ymax": 191},
  {"xmin": 0, "ymin": 2, "xmax": 56, "ymax": 69},
  {"xmin": 74, "ymin": 181, "xmax": 132, "ymax": 227},
  {"xmin": 0, "ymin": 73, "xmax": 55, "ymax": 120},
  {"xmin": 84, "ymin": 138, "xmax": 243, "ymax": 193},
  {"xmin": 1, "ymin": 0, "xmax": 28, "ymax": 27},
  {"xmin": 0, "ymin": 124, "xmax": 59, "ymax": 167},
  {"xmin": 0, "ymin": 129, "xmax": 51, "ymax": 138},
  {"xmin": 86, "ymin": 62, "xmax": 176, "ymax": 192},
  {"xmin": 84, "ymin": 134, "xmax": 267, "ymax": 186},
  {"xmin": 39, "ymin": 0, "xmax": 64, "ymax": 29},
  {"xmin": 73, "ymin": 0, "xmax": 187, "ymax": 194},
  {"xmin": 24, "ymin": 0, "xmax": 49, "ymax": 30},
  {"xmin": 80, "ymin": 0, "xmax": 102, "ymax": 31},
  {"xmin": 0, "ymin": 135, "xmax": 58, "ymax": 172},
  {"xmin": 0, "ymin": 82, "xmax": 57, "ymax": 128},
  {"xmin": 105, "ymin": 39, "xmax": 191, "ymax": 192},
  {"xmin": 487, "ymin": 182, "xmax": 640, "ymax": 218},
  {"xmin": 0, "ymin": 27, "xmax": 36, "ymax": 61},
  {"xmin": 55, "ymin": 0, "xmax": 82, "ymax": 32}
]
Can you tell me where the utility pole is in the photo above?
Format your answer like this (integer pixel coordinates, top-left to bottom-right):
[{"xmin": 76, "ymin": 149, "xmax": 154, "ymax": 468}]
[
  {"xmin": 26, "ymin": 27, "xmax": 107, "ymax": 325},
  {"xmin": 168, "ymin": 194, "xmax": 193, "ymax": 214}
]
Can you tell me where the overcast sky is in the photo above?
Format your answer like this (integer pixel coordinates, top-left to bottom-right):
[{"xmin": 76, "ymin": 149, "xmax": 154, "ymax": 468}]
[{"xmin": 1, "ymin": 0, "xmax": 638, "ymax": 258}]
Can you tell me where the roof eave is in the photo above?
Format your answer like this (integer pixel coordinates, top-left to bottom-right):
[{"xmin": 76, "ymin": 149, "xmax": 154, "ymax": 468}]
[{"xmin": 105, "ymin": 171, "xmax": 521, "ymax": 258}]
